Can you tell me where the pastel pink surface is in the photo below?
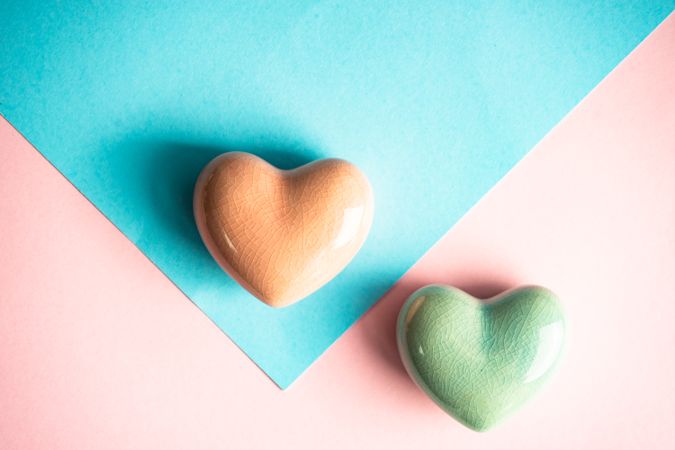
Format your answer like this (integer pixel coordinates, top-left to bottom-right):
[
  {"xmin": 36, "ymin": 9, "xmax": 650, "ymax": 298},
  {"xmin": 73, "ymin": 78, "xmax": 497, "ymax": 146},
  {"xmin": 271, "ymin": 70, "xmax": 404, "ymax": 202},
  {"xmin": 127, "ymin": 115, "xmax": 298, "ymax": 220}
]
[{"xmin": 1, "ymin": 14, "xmax": 674, "ymax": 450}]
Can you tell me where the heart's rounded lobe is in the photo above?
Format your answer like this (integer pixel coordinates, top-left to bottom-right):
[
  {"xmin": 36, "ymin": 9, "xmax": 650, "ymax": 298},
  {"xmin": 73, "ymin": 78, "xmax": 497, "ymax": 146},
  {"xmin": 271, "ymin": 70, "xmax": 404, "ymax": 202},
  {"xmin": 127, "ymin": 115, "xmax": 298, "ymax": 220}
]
[{"xmin": 193, "ymin": 152, "xmax": 373, "ymax": 307}]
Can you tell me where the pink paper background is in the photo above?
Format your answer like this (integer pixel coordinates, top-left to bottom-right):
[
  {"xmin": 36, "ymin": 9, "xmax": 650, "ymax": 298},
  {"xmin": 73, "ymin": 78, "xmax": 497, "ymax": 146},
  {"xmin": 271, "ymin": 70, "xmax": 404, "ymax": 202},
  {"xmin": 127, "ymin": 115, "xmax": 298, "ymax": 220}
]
[{"xmin": 1, "ymin": 14, "xmax": 674, "ymax": 449}]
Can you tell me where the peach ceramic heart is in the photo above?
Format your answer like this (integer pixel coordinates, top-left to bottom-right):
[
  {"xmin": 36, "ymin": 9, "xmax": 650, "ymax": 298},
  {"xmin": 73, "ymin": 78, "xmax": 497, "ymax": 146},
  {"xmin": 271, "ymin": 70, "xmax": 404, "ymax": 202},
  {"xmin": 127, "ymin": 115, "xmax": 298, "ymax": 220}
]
[{"xmin": 193, "ymin": 152, "xmax": 374, "ymax": 308}]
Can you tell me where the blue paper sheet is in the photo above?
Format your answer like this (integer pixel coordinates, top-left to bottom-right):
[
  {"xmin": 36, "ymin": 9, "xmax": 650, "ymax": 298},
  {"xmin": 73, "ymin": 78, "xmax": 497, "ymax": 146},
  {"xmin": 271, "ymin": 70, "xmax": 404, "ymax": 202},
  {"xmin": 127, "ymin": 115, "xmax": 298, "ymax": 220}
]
[{"xmin": 2, "ymin": 1, "xmax": 672, "ymax": 388}]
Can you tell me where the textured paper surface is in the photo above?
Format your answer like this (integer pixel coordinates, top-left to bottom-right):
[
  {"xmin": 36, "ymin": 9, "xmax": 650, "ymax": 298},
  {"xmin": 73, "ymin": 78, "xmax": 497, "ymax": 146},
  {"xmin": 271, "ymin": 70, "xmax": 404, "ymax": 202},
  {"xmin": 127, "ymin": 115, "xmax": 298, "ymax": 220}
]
[
  {"xmin": 1, "ymin": 1, "xmax": 672, "ymax": 387},
  {"xmin": 1, "ymin": 14, "xmax": 674, "ymax": 449}
]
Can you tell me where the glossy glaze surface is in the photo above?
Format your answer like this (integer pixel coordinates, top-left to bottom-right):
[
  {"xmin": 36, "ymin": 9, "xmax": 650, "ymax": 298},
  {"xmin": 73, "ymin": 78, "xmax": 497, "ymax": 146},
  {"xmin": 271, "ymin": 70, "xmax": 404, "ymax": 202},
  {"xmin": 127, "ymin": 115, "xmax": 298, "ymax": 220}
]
[
  {"xmin": 194, "ymin": 152, "xmax": 373, "ymax": 308},
  {"xmin": 397, "ymin": 285, "xmax": 565, "ymax": 431}
]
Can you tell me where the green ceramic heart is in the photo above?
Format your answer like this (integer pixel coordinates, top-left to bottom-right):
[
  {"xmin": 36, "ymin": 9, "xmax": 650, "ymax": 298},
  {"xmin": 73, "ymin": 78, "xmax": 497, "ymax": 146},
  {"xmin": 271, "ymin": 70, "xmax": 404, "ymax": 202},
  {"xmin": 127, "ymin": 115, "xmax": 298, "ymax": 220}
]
[{"xmin": 397, "ymin": 285, "xmax": 565, "ymax": 431}]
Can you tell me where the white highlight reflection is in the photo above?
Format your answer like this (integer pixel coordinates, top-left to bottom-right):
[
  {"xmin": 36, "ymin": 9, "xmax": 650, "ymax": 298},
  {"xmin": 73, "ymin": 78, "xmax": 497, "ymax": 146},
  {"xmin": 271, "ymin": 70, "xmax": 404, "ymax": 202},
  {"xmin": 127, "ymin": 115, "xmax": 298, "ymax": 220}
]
[
  {"xmin": 524, "ymin": 322, "xmax": 565, "ymax": 383},
  {"xmin": 332, "ymin": 207, "xmax": 364, "ymax": 249}
]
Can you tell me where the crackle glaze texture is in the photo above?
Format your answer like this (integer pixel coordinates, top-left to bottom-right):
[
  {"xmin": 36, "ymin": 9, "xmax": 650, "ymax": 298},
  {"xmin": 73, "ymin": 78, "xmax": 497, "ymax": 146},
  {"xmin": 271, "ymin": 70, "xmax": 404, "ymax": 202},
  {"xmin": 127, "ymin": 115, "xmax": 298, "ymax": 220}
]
[
  {"xmin": 397, "ymin": 285, "xmax": 565, "ymax": 431},
  {"xmin": 194, "ymin": 152, "xmax": 373, "ymax": 308}
]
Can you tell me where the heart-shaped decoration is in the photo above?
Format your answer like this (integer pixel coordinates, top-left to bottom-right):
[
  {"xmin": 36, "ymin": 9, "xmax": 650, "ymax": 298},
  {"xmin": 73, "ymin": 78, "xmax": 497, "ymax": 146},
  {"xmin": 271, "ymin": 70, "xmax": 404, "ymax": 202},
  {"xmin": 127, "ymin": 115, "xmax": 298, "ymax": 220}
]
[
  {"xmin": 397, "ymin": 285, "xmax": 565, "ymax": 431},
  {"xmin": 193, "ymin": 152, "xmax": 374, "ymax": 308}
]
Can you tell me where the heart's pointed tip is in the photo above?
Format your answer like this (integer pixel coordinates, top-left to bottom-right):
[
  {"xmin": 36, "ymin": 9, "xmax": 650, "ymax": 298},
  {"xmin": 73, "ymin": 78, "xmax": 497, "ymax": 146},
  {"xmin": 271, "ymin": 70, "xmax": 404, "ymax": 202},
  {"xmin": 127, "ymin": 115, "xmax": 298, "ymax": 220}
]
[
  {"xmin": 253, "ymin": 289, "xmax": 300, "ymax": 309},
  {"xmin": 248, "ymin": 279, "xmax": 315, "ymax": 309},
  {"xmin": 259, "ymin": 299, "xmax": 291, "ymax": 309},
  {"xmin": 467, "ymin": 424, "xmax": 492, "ymax": 433},
  {"xmin": 449, "ymin": 410, "xmax": 501, "ymax": 433},
  {"xmin": 463, "ymin": 418, "xmax": 498, "ymax": 433}
]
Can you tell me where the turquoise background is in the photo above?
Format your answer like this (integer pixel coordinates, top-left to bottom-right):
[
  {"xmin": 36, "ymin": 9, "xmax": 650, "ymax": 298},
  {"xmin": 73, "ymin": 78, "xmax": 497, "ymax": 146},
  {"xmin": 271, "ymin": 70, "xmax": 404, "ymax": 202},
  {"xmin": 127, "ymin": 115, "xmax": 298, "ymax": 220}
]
[{"xmin": 1, "ymin": 1, "xmax": 671, "ymax": 388}]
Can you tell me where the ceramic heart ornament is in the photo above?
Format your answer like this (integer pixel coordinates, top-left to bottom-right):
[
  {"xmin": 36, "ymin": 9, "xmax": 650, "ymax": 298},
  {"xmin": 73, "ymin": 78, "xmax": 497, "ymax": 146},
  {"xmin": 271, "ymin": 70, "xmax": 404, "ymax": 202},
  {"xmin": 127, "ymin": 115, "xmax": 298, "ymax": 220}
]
[
  {"xmin": 397, "ymin": 285, "xmax": 565, "ymax": 431},
  {"xmin": 193, "ymin": 152, "xmax": 374, "ymax": 308}
]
